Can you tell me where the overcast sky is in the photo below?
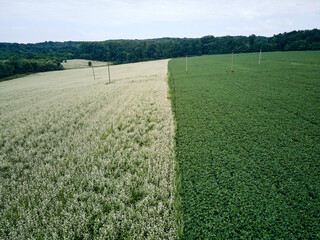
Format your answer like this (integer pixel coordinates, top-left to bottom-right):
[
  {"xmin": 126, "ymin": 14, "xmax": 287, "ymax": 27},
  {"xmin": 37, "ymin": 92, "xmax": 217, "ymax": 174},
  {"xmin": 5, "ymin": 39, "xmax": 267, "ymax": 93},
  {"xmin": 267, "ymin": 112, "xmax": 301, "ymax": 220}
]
[{"xmin": 1, "ymin": 0, "xmax": 320, "ymax": 43}]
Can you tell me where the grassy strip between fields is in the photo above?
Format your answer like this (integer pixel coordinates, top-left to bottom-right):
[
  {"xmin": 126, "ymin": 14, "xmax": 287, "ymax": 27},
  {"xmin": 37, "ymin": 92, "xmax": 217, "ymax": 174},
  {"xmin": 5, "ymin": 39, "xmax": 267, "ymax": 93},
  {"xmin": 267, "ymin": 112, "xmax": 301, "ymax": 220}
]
[
  {"xmin": 0, "ymin": 74, "xmax": 31, "ymax": 82},
  {"xmin": 168, "ymin": 51, "xmax": 320, "ymax": 239}
]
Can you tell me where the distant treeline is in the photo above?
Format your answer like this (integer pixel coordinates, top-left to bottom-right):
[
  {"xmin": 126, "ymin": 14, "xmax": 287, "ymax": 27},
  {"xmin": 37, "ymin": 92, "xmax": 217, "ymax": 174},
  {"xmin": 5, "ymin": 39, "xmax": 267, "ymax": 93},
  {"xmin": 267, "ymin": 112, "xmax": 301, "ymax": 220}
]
[
  {"xmin": 0, "ymin": 41, "xmax": 80, "ymax": 79},
  {"xmin": 1, "ymin": 29, "xmax": 320, "ymax": 78},
  {"xmin": 78, "ymin": 29, "xmax": 320, "ymax": 63},
  {"xmin": 0, "ymin": 58, "xmax": 63, "ymax": 79}
]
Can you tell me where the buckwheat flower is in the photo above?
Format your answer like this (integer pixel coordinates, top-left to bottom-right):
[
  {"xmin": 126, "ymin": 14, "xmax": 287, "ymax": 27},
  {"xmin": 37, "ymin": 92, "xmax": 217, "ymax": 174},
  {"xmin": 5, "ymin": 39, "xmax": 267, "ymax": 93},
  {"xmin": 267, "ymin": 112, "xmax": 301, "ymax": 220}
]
[{"xmin": 0, "ymin": 60, "xmax": 177, "ymax": 239}]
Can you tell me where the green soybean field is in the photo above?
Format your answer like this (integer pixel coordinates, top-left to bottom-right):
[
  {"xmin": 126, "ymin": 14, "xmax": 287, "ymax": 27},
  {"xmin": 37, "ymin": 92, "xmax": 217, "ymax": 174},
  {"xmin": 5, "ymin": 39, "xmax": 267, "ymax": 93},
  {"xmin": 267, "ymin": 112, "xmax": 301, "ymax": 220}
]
[{"xmin": 168, "ymin": 51, "xmax": 320, "ymax": 239}]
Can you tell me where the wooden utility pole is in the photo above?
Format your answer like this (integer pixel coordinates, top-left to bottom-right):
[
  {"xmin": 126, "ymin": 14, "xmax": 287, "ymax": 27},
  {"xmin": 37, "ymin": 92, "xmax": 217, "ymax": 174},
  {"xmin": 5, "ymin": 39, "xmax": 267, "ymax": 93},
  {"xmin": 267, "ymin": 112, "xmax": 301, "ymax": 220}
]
[
  {"xmin": 231, "ymin": 51, "xmax": 234, "ymax": 72},
  {"xmin": 258, "ymin": 49, "xmax": 262, "ymax": 64},
  {"xmin": 91, "ymin": 64, "xmax": 96, "ymax": 80},
  {"xmin": 107, "ymin": 62, "xmax": 111, "ymax": 84},
  {"xmin": 186, "ymin": 54, "xmax": 188, "ymax": 72}
]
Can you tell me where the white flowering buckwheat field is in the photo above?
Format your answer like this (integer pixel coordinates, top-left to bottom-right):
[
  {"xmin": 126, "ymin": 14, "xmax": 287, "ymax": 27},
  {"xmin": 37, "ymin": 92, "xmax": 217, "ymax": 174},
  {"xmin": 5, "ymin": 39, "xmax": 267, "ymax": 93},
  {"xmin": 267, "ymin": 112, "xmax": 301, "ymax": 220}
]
[{"xmin": 0, "ymin": 60, "xmax": 177, "ymax": 239}]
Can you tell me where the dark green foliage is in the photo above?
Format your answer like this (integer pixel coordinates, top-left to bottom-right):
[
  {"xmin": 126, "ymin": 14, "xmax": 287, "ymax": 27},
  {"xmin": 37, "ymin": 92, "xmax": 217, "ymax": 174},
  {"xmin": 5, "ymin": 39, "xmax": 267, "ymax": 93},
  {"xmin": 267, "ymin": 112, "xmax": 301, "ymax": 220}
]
[
  {"xmin": 76, "ymin": 29, "xmax": 320, "ymax": 64},
  {"xmin": 0, "ymin": 59, "xmax": 62, "ymax": 79},
  {"xmin": 168, "ymin": 51, "xmax": 320, "ymax": 239},
  {"xmin": 0, "ymin": 61, "xmax": 14, "ymax": 78},
  {"xmin": 0, "ymin": 41, "xmax": 80, "ymax": 60},
  {"xmin": 0, "ymin": 41, "xmax": 79, "ymax": 79}
]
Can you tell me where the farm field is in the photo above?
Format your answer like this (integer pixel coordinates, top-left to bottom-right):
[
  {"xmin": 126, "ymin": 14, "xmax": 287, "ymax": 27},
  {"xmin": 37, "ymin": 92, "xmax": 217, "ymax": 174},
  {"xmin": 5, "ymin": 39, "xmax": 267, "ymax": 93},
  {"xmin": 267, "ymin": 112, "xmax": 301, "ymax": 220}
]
[
  {"xmin": 61, "ymin": 59, "xmax": 109, "ymax": 70},
  {"xmin": 168, "ymin": 51, "xmax": 320, "ymax": 239},
  {"xmin": 0, "ymin": 60, "xmax": 177, "ymax": 239}
]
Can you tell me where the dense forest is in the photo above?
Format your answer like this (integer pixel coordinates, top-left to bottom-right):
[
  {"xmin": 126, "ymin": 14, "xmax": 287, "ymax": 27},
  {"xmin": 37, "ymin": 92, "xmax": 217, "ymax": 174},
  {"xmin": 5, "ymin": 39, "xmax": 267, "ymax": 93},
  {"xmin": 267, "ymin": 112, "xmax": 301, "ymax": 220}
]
[
  {"xmin": 1, "ymin": 29, "xmax": 320, "ymax": 79},
  {"xmin": 0, "ymin": 42, "xmax": 81, "ymax": 79}
]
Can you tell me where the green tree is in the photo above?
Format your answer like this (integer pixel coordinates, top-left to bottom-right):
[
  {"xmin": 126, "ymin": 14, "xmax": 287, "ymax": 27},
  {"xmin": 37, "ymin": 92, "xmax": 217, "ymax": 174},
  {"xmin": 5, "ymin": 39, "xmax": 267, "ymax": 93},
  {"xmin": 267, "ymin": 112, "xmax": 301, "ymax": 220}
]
[{"xmin": 0, "ymin": 61, "xmax": 14, "ymax": 78}]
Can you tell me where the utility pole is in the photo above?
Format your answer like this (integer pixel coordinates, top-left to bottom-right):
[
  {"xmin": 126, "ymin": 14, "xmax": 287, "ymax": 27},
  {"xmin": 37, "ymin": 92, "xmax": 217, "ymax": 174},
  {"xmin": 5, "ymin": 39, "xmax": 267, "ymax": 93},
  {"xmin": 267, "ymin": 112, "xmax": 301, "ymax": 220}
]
[
  {"xmin": 107, "ymin": 62, "xmax": 111, "ymax": 84},
  {"xmin": 231, "ymin": 50, "xmax": 234, "ymax": 72},
  {"xmin": 186, "ymin": 54, "xmax": 188, "ymax": 72},
  {"xmin": 91, "ymin": 64, "xmax": 96, "ymax": 80},
  {"xmin": 258, "ymin": 49, "xmax": 262, "ymax": 64}
]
